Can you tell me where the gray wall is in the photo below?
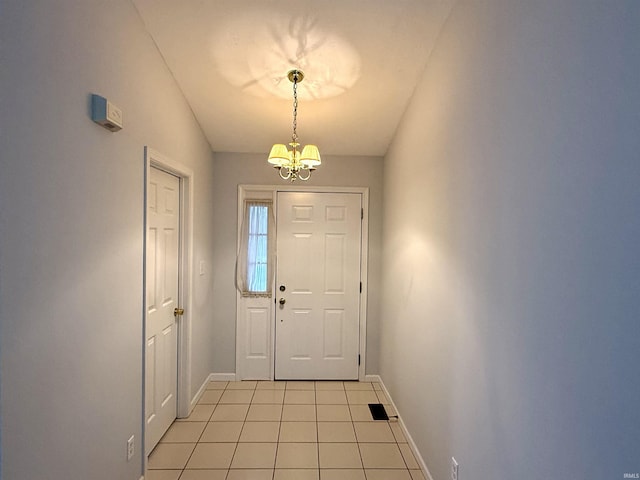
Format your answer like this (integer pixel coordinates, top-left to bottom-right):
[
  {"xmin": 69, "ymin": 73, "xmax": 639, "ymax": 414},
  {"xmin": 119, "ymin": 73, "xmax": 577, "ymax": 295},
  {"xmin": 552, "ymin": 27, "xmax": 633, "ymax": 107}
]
[
  {"xmin": 380, "ymin": 1, "xmax": 640, "ymax": 479},
  {"xmin": 0, "ymin": 2, "xmax": 216, "ymax": 479},
  {"xmin": 210, "ymin": 153, "xmax": 383, "ymax": 375}
]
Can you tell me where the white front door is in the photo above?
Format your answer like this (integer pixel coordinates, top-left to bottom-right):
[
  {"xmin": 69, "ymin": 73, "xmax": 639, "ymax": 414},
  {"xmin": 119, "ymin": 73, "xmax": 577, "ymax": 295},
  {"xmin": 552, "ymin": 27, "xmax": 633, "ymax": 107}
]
[
  {"xmin": 145, "ymin": 167, "xmax": 180, "ymax": 455},
  {"xmin": 275, "ymin": 192, "xmax": 362, "ymax": 380}
]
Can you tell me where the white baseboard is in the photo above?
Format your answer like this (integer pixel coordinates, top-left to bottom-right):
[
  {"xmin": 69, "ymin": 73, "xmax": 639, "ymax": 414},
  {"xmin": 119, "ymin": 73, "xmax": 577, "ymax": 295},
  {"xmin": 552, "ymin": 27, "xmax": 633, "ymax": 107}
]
[
  {"xmin": 210, "ymin": 373, "xmax": 237, "ymax": 381},
  {"xmin": 186, "ymin": 375, "xmax": 211, "ymax": 415},
  {"xmin": 376, "ymin": 376, "xmax": 435, "ymax": 480},
  {"xmin": 184, "ymin": 373, "xmax": 237, "ymax": 417},
  {"xmin": 364, "ymin": 374, "xmax": 382, "ymax": 383}
]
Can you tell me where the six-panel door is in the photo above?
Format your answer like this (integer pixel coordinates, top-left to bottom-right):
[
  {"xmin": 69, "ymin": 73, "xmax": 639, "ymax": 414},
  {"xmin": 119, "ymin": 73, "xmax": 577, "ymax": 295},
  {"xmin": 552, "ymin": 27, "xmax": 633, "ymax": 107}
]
[
  {"xmin": 275, "ymin": 192, "xmax": 362, "ymax": 380},
  {"xmin": 145, "ymin": 167, "xmax": 179, "ymax": 455}
]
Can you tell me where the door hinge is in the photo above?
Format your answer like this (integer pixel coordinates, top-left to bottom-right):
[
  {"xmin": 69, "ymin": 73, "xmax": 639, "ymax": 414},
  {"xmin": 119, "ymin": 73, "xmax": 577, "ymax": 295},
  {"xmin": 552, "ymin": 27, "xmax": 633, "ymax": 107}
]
[
  {"xmin": 358, "ymin": 354, "xmax": 361, "ymax": 366},
  {"xmin": 361, "ymin": 208, "xmax": 364, "ymax": 220},
  {"xmin": 360, "ymin": 282, "xmax": 362, "ymax": 293}
]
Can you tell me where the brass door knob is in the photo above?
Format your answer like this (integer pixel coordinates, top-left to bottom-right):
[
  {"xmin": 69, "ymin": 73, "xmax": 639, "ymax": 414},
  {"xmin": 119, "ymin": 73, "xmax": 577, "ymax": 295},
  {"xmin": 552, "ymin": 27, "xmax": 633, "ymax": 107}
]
[{"xmin": 174, "ymin": 307, "xmax": 185, "ymax": 316}]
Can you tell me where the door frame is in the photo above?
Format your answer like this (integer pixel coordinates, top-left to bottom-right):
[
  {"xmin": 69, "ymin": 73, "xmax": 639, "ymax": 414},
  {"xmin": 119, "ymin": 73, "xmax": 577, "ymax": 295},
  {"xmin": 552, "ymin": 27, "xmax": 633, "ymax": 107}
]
[
  {"xmin": 143, "ymin": 147, "xmax": 194, "ymax": 460},
  {"xmin": 236, "ymin": 184, "xmax": 369, "ymax": 381}
]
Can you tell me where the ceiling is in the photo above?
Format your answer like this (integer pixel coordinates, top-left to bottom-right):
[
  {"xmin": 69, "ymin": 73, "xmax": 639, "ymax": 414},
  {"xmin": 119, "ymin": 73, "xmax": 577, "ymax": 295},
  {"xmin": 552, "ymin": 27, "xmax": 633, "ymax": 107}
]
[{"xmin": 133, "ymin": 0, "xmax": 454, "ymax": 156}]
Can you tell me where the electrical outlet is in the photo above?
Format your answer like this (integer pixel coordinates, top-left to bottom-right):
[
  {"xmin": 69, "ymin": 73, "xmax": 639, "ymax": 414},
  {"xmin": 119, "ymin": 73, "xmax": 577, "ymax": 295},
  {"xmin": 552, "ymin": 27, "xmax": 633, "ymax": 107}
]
[
  {"xmin": 451, "ymin": 457, "xmax": 459, "ymax": 480},
  {"xmin": 127, "ymin": 435, "xmax": 135, "ymax": 461}
]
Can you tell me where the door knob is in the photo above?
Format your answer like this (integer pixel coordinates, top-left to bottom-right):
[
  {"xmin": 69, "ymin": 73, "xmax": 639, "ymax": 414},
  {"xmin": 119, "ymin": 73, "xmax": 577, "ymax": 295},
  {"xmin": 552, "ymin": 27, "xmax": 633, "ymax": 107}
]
[
  {"xmin": 279, "ymin": 298, "xmax": 286, "ymax": 306},
  {"xmin": 174, "ymin": 307, "xmax": 185, "ymax": 316}
]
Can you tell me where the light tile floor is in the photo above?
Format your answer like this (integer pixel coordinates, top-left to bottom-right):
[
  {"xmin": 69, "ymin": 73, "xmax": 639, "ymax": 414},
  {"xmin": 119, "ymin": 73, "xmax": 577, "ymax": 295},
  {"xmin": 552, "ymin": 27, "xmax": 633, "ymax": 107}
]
[{"xmin": 147, "ymin": 381, "xmax": 426, "ymax": 480}]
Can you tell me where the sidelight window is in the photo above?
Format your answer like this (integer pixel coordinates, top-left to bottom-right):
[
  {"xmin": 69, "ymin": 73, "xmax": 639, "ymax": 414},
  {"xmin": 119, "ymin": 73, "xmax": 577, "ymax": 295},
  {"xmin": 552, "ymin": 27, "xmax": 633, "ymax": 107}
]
[{"xmin": 236, "ymin": 200, "xmax": 274, "ymax": 296}]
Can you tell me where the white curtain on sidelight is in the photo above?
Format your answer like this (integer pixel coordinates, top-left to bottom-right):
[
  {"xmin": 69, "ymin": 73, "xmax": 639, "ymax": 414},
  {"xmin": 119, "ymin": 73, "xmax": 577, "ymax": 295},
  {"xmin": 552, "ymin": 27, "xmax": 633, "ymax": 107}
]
[{"xmin": 236, "ymin": 200, "xmax": 275, "ymax": 297}]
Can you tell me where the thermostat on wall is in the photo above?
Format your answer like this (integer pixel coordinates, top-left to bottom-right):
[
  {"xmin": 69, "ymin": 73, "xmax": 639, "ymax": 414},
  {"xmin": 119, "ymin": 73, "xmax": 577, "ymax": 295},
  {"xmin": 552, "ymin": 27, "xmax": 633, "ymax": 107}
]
[{"xmin": 91, "ymin": 94, "xmax": 123, "ymax": 132}]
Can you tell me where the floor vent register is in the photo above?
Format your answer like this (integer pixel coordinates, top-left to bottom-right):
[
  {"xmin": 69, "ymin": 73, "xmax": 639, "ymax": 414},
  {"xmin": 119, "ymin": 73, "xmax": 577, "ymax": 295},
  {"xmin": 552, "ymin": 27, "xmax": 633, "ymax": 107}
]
[{"xmin": 368, "ymin": 403, "xmax": 389, "ymax": 420}]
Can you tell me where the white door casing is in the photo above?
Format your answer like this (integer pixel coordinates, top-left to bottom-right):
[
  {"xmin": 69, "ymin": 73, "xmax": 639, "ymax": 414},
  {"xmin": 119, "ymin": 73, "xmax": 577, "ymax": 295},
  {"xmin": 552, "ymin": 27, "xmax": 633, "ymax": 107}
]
[
  {"xmin": 145, "ymin": 167, "xmax": 179, "ymax": 455},
  {"xmin": 275, "ymin": 192, "xmax": 362, "ymax": 380}
]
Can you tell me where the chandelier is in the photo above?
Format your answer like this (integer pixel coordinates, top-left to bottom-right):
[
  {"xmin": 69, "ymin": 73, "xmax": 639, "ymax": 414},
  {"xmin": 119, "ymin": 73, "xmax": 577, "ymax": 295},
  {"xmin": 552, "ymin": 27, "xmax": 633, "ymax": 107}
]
[{"xmin": 268, "ymin": 70, "xmax": 321, "ymax": 181}]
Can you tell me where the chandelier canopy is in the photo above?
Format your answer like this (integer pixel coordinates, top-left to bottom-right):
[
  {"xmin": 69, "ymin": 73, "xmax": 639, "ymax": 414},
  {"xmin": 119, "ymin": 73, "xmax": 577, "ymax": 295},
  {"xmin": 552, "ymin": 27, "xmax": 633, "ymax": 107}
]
[{"xmin": 268, "ymin": 70, "xmax": 321, "ymax": 181}]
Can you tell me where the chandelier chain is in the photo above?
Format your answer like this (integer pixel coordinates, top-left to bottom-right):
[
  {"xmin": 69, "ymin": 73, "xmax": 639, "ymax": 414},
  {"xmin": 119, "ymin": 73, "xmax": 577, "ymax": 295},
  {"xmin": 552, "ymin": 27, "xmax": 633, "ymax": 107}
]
[{"xmin": 291, "ymin": 74, "xmax": 298, "ymax": 144}]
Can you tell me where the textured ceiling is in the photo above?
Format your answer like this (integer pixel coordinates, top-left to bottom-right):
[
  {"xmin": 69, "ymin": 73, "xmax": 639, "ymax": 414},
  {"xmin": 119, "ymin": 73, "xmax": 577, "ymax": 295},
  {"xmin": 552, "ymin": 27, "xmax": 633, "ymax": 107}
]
[{"xmin": 133, "ymin": 0, "xmax": 453, "ymax": 156}]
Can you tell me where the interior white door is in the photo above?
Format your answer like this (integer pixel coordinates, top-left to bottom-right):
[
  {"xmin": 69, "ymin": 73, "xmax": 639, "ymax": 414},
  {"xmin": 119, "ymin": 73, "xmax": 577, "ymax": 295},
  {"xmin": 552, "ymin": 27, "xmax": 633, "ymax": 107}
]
[
  {"xmin": 145, "ymin": 167, "xmax": 180, "ymax": 455},
  {"xmin": 275, "ymin": 192, "xmax": 362, "ymax": 380}
]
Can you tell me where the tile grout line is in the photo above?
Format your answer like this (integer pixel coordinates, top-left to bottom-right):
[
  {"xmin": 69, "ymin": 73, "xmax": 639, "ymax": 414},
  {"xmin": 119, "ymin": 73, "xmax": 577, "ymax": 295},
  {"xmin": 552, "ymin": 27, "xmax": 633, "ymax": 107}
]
[
  {"xmin": 315, "ymin": 383, "xmax": 320, "ymax": 477},
  {"xmin": 176, "ymin": 381, "xmax": 230, "ymax": 478},
  {"xmin": 223, "ymin": 381, "xmax": 243, "ymax": 480},
  {"xmin": 271, "ymin": 392, "xmax": 283, "ymax": 480}
]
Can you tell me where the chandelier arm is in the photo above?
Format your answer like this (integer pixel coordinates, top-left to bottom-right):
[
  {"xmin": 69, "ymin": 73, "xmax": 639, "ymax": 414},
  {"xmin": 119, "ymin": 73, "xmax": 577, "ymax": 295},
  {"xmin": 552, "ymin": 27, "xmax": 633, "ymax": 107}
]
[
  {"xmin": 297, "ymin": 168, "xmax": 312, "ymax": 181},
  {"xmin": 279, "ymin": 167, "xmax": 292, "ymax": 180}
]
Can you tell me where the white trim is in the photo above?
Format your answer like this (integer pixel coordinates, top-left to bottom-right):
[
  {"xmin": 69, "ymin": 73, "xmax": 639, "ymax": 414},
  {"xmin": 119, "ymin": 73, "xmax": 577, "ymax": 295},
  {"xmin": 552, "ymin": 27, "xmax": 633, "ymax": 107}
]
[
  {"xmin": 186, "ymin": 373, "xmax": 238, "ymax": 415},
  {"xmin": 188, "ymin": 373, "xmax": 212, "ymax": 412},
  {"xmin": 143, "ymin": 147, "xmax": 195, "ymax": 462},
  {"xmin": 235, "ymin": 184, "xmax": 370, "ymax": 381},
  {"xmin": 209, "ymin": 373, "xmax": 238, "ymax": 381},
  {"xmin": 235, "ymin": 188, "xmax": 276, "ymax": 381},
  {"xmin": 358, "ymin": 189, "xmax": 369, "ymax": 381},
  {"xmin": 364, "ymin": 374, "xmax": 382, "ymax": 383},
  {"xmin": 375, "ymin": 377, "xmax": 435, "ymax": 480}
]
